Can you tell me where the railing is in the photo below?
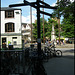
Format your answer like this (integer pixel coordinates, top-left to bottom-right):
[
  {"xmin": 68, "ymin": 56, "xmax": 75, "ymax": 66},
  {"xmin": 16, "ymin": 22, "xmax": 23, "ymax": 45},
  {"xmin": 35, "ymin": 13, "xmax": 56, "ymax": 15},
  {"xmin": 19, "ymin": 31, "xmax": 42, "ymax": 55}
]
[
  {"xmin": 22, "ymin": 32, "xmax": 31, "ymax": 35},
  {"xmin": 1, "ymin": 49, "xmax": 25, "ymax": 75},
  {"xmin": 1, "ymin": 46, "xmax": 36, "ymax": 75},
  {"xmin": 1, "ymin": 44, "xmax": 62, "ymax": 75},
  {"xmin": 1, "ymin": 44, "xmax": 22, "ymax": 50}
]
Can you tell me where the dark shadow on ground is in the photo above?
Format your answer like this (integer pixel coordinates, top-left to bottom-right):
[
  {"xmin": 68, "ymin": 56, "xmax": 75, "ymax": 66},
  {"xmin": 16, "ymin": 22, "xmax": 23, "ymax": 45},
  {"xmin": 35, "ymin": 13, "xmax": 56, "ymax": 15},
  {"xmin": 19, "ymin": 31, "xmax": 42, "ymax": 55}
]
[
  {"xmin": 43, "ymin": 54, "xmax": 74, "ymax": 75},
  {"xmin": 63, "ymin": 49, "xmax": 74, "ymax": 53},
  {"xmin": 62, "ymin": 55, "xmax": 74, "ymax": 59}
]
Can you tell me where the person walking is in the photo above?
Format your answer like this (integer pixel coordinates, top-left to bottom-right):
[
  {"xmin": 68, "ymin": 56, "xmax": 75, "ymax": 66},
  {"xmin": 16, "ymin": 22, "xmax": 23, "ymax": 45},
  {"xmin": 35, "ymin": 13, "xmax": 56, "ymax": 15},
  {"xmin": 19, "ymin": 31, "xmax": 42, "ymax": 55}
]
[{"xmin": 57, "ymin": 40, "xmax": 59, "ymax": 45}]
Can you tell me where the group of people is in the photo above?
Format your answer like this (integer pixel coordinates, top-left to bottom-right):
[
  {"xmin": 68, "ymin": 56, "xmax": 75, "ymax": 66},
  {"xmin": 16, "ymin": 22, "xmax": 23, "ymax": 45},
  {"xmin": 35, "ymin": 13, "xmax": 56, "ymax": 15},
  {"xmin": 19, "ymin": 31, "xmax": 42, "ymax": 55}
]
[
  {"xmin": 46, "ymin": 39, "xmax": 65, "ymax": 48},
  {"xmin": 56, "ymin": 40, "xmax": 65, "ymax": 45},
  {"xmin": 46, "ymin": 40, "xmax": 54, "ymax": 48}
]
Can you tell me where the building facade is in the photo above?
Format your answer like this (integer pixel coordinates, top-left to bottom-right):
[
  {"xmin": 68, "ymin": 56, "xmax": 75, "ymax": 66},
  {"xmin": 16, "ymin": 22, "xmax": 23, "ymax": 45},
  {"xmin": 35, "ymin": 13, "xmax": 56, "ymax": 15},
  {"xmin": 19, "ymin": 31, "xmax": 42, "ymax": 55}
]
[
  {"xmin": 1, "ymin": 7, "xmax": 22, "ymax": 48},
  {"xmin": 22, "ymin": 23, "xmax": 32, "ymax": 43}
]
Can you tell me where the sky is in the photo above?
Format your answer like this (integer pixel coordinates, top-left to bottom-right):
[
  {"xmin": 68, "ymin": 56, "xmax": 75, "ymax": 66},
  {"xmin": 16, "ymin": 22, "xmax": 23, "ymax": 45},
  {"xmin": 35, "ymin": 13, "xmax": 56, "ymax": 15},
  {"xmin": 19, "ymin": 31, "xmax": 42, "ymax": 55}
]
[{"xmin": 1, "ymin": 0, "xmax": 74, "ymax": 23}]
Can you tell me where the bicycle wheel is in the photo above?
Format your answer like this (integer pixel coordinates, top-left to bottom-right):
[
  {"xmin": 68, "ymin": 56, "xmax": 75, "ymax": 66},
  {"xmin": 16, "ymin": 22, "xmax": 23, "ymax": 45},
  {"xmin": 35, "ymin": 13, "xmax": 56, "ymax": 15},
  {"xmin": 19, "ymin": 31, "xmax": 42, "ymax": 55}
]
[
  {"xmin": 56, "ymin": 50, "xmax": 62, "ymax": 57},
  {"xmin": 49, "ymin": 48, "xmax": 55, "ymax": 58}
]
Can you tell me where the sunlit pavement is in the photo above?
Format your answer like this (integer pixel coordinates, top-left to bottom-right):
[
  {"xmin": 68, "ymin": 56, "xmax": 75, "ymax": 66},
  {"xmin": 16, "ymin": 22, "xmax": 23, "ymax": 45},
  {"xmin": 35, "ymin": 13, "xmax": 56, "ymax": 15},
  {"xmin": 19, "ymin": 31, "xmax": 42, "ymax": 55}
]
[
  {"xmin": 25, "ymin": 43, "xmax": 74, "ymax": 48},
  {"xmin": 43, "ymin": 48, "xmax": 74, "ymax": 75},
  {"xmin": 25, "ymin": 43, "xmax": 74, "ymax": 75},
  {"xmin": 56, "ymin": 44, "xmax": 74, "ymax": 48}
]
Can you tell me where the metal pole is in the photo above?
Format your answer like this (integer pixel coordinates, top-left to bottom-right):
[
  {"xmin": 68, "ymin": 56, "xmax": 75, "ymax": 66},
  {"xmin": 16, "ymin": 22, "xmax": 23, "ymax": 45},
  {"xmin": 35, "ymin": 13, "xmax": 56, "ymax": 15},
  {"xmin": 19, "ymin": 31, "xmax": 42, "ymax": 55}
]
[
  {"xmin": 42, "ymin": 0, "xmax": 45, "ymax": 45},
  {"xmin": 37, "ymin": 0, "xmax": 41, "ymax": 57},
  {"xmin": 22, "ymin": 40, "xmax": 25, "ymax": 75},
  {"xmin": 30, "ymin": 6, "xmax": 32, "ymax": 43}
]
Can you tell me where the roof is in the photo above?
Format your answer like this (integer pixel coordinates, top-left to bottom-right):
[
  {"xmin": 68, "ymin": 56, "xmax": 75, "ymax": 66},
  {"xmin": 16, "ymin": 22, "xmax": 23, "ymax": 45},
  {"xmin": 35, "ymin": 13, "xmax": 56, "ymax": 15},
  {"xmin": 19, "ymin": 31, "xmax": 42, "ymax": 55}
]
[
  {"xmin": 22, "ymin": 23, "xmax": 34, "ymax": 28},
  {"xmin": 1, "ymin": 7, "xmax": 21, "ymax": 11},
  {"xmin": 22, "ymin": 23, "xmax": 31, "ymax": 26},
  {"xmin": 22, "ymin": 23, "xmax": 27, "ymax": 25}
]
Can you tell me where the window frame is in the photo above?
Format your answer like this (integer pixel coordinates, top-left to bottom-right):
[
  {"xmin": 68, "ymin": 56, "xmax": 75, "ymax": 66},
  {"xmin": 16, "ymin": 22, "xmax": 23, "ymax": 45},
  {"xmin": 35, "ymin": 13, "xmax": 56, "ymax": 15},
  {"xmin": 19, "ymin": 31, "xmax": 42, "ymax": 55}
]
[
  {"xmin": 5, "ymin": 23, "xmax": 15, "ymax": 32},
  {"xmin": 5, "ymin": 10, "xmax": 14, "ymax": 18}
]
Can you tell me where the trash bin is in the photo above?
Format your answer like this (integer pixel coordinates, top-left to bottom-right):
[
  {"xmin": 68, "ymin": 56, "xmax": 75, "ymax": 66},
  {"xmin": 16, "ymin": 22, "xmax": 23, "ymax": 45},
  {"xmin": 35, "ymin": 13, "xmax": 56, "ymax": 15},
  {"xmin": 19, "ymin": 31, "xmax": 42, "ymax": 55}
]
[
  {"xmin": 8, "ymin": 45, "xmax": 13, "ymax": 50},
  {"xmin": 30, "ymin": 44, "xmax": 34, "ymax": 51}
]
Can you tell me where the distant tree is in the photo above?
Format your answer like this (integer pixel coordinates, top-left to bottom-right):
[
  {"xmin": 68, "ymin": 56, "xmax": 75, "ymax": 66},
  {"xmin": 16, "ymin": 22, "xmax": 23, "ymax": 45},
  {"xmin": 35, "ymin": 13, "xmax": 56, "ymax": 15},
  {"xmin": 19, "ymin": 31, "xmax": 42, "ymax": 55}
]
[
  {"xmin": 48, "ymin": 18, "xmax": 58, "ymax": 38},
  {"xmin": 32, "ymin": 18, "xmax": 48, "ymax": 41},
  {"xmin": 61, "ymin": 17, "xmax": 74, "ymax": 38},
  {"xmin": 32, "ymin": 1, "xmax": 74, "ymax": 41},
  {"xmin": 60, "ymin": 1, "xmax": 74, "ymax": 38},
  {"xmin": 32, "ymin": 17, "xmax": 58, "ymax": 42},
  {"xmin": 52, "ymin": 0, "xmax": 74, "ymax": 38}
]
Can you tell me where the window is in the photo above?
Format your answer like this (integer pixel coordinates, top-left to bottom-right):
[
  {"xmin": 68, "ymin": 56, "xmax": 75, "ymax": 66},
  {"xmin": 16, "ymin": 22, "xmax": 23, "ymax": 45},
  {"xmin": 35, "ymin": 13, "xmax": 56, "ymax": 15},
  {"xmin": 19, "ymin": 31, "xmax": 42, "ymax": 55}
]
[
  {"xmin": 13, "ymin": 41, "xmax": 17, "ymax": 45},
  {"xmin": 24, "ymin": 25, "xmax": 26, "ymax": 28},
  {"xmin": 5, "ymin": 10, "xmax": 14, "ymax": 18},
  {"xmin": 12, "ymin": 37, "xmax": 17, "ymax": 39},
  {"xmin": 15, "ymin": 12, "xmax": 19, "ymax": 14},
  {"xmin": 5, "ymin": 23, "xmax": 15, "ymax": 32}
]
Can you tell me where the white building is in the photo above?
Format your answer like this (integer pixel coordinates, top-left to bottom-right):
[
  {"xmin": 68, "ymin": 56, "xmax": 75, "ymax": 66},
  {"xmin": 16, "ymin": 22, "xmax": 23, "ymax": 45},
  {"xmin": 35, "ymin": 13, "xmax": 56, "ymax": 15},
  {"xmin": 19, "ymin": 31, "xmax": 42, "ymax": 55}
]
[
  {"xmin": 22, "ymin": 23, "xmax": 32, "ymax": 42},
  {"xmin": 1, "ymin": 7, "xmax": 22, "ymax": 48}
]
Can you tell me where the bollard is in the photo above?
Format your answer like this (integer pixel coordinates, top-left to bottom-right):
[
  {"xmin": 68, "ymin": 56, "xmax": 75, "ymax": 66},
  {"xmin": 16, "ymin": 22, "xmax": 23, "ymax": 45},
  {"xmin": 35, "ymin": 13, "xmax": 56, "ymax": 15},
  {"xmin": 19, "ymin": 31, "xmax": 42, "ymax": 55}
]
[{"xmin": 30, "ymin": 44, "xmax": 34, "ymax": 51}]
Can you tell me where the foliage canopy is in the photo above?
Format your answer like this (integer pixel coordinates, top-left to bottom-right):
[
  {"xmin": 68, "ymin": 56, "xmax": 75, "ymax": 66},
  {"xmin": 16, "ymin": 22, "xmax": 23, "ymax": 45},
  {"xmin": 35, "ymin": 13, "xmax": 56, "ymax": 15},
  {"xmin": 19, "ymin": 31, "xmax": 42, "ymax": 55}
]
[{"xmin": 32, "ymin": 0, "xmax": 74, "ymax": 42}]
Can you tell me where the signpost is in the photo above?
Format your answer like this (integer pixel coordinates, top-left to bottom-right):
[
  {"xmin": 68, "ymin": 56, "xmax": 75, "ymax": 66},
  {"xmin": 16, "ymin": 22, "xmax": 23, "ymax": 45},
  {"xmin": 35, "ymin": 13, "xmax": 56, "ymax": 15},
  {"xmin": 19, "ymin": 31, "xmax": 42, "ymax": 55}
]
[
  {"xmin": 9, "ymin": 0, "xmax": 57, "ymax": 74},
  {"xmin": 9, "ymin": 0, "xmax": 57, "ymax": 56}
]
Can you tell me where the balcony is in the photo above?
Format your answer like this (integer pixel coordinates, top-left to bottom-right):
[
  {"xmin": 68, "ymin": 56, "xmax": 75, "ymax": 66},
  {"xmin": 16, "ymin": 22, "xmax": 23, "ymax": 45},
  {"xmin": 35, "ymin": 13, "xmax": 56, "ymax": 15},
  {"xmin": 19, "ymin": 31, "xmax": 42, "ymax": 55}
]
[{"xmin": 22, "ymin": 32, "xmax": 30, "ymax": 35}]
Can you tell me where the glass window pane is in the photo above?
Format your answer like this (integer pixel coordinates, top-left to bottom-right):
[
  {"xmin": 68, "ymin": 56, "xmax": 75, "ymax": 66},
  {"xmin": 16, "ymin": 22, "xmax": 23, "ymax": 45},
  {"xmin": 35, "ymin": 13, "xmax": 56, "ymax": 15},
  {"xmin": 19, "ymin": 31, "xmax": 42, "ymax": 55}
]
[{"xmin": 5, "ymin": 23, "xmax": 14, "ymax": 32}]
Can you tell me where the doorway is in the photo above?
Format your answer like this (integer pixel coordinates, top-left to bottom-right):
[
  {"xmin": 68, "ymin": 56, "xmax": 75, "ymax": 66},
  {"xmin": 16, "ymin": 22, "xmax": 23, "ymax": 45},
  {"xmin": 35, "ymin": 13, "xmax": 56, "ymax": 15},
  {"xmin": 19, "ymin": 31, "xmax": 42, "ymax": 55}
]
[{"xmin": 2, "ymin": 38, "xmax": 6, "ymax": 48}]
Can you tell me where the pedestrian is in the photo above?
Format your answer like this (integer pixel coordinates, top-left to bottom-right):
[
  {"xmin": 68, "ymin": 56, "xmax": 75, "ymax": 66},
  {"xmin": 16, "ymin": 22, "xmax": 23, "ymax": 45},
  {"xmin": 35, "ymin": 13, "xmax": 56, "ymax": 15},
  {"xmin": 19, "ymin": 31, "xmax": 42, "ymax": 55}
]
[
  {"xmin": 8, "ymin": 41, "xmax": 11, "ymax": 45},
  {"xmin": 48, "ymin": 41, "xmax": 52, "ymax": 48},
  {"xmin": 9, "ymin": 42, "xmax": 11, "ymax": 45},
  {"xmin": 57, "ymin": 40, "xmax": 59, "ymax": 45},
  {"xmin": 63, "ymin": 40, "xmax": 65, "ymax": 45},
  {"xmin": 46, "ymin": 40, "xmax": 48, "ymax": 46}
]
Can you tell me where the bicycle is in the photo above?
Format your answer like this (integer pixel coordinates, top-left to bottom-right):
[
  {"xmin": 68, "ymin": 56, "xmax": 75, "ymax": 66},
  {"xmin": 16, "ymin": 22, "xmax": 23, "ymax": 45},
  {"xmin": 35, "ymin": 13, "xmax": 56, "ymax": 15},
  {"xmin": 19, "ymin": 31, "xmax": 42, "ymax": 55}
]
[
  {"xmin": 44, "ymin": 46, "xmax": 53, "ymax": 59},
  {"xmin": 44, "ymin": 45, "xmax": 62, "ymax": 58},
  {"xmin": 50, "ymin": 46, "xmax": 62, "ymax": 57}
]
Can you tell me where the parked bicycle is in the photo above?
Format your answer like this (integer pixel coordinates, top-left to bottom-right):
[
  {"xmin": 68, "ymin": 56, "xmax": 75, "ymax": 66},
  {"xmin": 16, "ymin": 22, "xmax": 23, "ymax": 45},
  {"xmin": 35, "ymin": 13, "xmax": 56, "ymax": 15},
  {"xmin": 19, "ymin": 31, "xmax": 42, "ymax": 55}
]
[
  {"xmin": 50, "ymin": 46, "xmax": 62, "ymax": 57},
  {"xmin": 44, "ymin": 45, "xmax": 62, "ymax": 58},
  {"xmin": 1, "ymin": 50, "xmax": 23, "ymax": 75}
]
